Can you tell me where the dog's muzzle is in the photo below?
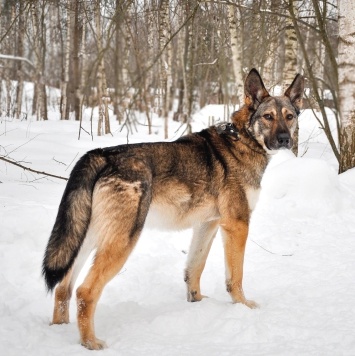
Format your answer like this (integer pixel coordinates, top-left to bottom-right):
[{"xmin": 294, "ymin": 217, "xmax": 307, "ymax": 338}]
[
  {"xmin": 267, "ymin": 132, "xmax": 293, "ymax": 150},
  {"xmin": 277, "ymin": 133, "xmax": 292, "ymax": 149}
]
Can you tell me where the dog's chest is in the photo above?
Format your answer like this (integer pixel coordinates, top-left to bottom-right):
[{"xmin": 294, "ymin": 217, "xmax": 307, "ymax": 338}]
[{"xmin": 245, "ymin": 186, "xmax": 261, "ymax": 211}]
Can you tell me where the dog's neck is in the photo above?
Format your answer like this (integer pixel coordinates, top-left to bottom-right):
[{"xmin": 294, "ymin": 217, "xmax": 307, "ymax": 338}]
[
  {"xmin": 215, "ymin": 122, "xmax": 240, "ymax": 141},
  {"xmin": 230, "ymin": 106, "xmax": 266, "ymax": 155}
]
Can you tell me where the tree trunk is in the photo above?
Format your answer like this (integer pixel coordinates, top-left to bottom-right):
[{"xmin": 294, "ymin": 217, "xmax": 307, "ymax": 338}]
[
  {"xmin": 15, "ymin": 1, "xmax": 25, "ymax": 120},
  {"xmin": 114, "ymin": 0, "xmax": 123, "ymax": 123},
  {"xmin": 227, "ymin": 4, "xmax": 244, "ymax": 107},
  {"xmin": 338, "ymin": 0, "xmax": 355, "ymax": 173},
  {"xmin": 95, "ymin": 0, "xmax": 111, "ymax": 136},
  {"xmin": 31, "ymin": 2, "xmax": 44, "ymax": 120},
  {"xmin": 285, "ymin": 1, "xmax": 299, "ymax": 156},
  {"xmin": 72, "ymin": 0, "xmax": 82, "ymax": 121},
  {"xmin": 61, "ymin": 0, "xmax": 71, "ymax": 120},
  {"xmin": 78, "ymin": 11, "xmax": 88, "ymax": 140},
  {"xmin": 184, "ymin": 0, "xmax": 197, "ymax": 133},
  {"xmin": 159, "ymin": 0, "xmax": 171, "ymax": 139},
  {"xmin": 144, "ymin": 0, "xmax": 154, "ymax": 133}
]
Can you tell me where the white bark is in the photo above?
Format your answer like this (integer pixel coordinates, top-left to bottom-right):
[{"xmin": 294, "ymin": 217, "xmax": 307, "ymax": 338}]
[
  {"xmin": 159, "ymin": 0, "xmax": 171, "ymax": 138},
  {"xmin": 338, "ymin": 0, "xmax": 355, "ymax": 128},
  {"xmin": 284, "ymin": 1, "xmax": 299, "ymax": 156},
  {"xmin": 61, "ymin": 0, "xmax": 71, "ymax": 120},
  {"xmin": 95, "ymin": 1, "xmax": 111, "ymax": 136},
  {"xmin": 15, "ymin": 1, "xmax": 25, "ymax": 120},
  {"xmin": 122, "ymin": 2, "xmax": 132, "ymax": 89},
  {"xmin": 338, "ymin": 0, "xmax": 355, "ymax": 172},
  {"xmin": 78, "ymin": 15, "xmax": 87, "ymax": 139},
  {"xmin": 283, "ymin": 3, "xmax": 298, "ymax": 90},
  {"xmin": 227, "ymin": 4, "xmax": 244, "ymax": 106}
]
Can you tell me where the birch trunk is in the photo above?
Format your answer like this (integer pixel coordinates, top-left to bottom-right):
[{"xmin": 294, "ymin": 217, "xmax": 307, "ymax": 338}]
[
  {"xmin": 262, "ymin": 0, "xmax": 281, "ymax": 93},
  {"xmin": 31, "ymin": 2, "xmax": 42, "ymax": 120},
  {"xmin": 61, "ymin": 0, "xmax": 71, "ymax": 120},
  {"xmin": 338, "ymin": 0, "xmax": 355, "ymax": 173},
  {"xmin": 122, "ymin": 2, "xmax": 132, "ymax": 91},
  {"xmin": 144, "ymin": 0, "xmax": 154, "ymax": 133},
  {"xmin": 78, "ymin": 15, "xmax": 87, "ymax": 139},
  {"xmin": 184, "ymin": 0, "xmax": 196, "ymax": 133},
  {"xmin": 95, "ymin": 1, "xmax": 103, "ymax": 136},
  {"xmin": 159, "ymin": 0, "xmax": 171, "ymax": 139},
  {"xmin": 114, "ymin": 0, "xmax": 123, "ymax": 123},
  {"xmin": 227, "ymin": 4, "xmax": 244, "ymax": 106},
  {"xmin": 73, "ymin": 0, "xmax": 82, "ymax": 121},
  {"xmin": 285, "ymin": 1, "xmax": 299, "ymax": 156},
  {"xmin": 15, "ymin": 1, "xmax": 24, "ymax": 120}
]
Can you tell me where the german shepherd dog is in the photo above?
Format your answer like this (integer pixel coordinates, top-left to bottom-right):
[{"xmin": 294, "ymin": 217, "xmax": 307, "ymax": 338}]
[{"xmin": 43, "ymin": 69, "xmax": 304, "ymax": 349}]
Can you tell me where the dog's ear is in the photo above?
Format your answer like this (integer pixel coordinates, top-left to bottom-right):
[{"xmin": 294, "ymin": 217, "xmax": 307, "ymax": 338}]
[
  {"xmin": 284, "ymin": 74, "xmax": 304, "ymax": 113},
  {"xmin": 244, "ymin": 68, "xmax": 270, "ymax": 110}
]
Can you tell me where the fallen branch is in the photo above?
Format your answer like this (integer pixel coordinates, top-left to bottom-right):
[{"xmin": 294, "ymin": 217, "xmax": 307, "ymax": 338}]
[{"xmin": 0, "ymin": 155, "xmax": 68, "ymax": 181}]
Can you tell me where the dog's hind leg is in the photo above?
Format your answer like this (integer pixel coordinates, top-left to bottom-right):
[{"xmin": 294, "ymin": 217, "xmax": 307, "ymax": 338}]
[
  {"xmin": 52, "ymin": 229, "xmax": 97, "ymax": 325},
  {"xmin": 184, "ymin": 220, "xmax": 219, "ymax": 302},
  {"xmin": 76, "ymin": 239, "xmax": 138, "ymax": 349},
  {"xmin": 75, "ymin": 178, "xmax": 151, "ymax": 350},
  {"xmin": 52, "ymin": 267, "xmax": 73, "ymax": 324}
]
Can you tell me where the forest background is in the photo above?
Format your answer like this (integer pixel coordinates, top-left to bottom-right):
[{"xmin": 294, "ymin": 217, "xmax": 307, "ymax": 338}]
[{"xmin": 0, "ymin": 0, "xmax": 354, "ymax": 173}]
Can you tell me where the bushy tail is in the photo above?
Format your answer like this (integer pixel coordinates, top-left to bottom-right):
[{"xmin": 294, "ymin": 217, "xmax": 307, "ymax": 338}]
[{"xmin": 42, "ymin": 149, "xmax": 106, "ymax": 292}]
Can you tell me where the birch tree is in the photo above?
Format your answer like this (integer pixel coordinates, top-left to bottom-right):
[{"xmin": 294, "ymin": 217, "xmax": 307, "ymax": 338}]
[
  {"xmin": 72, "ymin": 0, "xmax": 82, "ymax": 121},
  {"xmin": 77, "ymin": 10, "xmax": 88, "ymax": 139},
  {"xmin": 30, "ymin": 0, "xmax": 48, "ymax": 121},
  {"xmin": 144, "ymin": 0, "xmax": 155, "ymax": 133},
  {"xmin": 227, "ymin": 3, "xmax": 243, "ymax": 106},
  {"xmin": 338, "ymin": 0, "xmax": 355, "ymax": 173},
  {"xmin": 15, "ymin": 1, "xmax": 25, "ymax": 119},
  {"xmin": 159, "ymin": 0, "xmax": 171, "ymax": 139},
  {"xmin": 262, "ymin": 0, "xmax": 282, "ymax": 91},
  {"xmin": 95, "ymin": 0, "xmax": 111, "ymax": 136},
  {"xmin": 285, "ymin": 0, "xmax": 299, "ymax": 156},
  {"xmin": 113, "ymin": 0, "xmax": 123, "ymax": 123},
  {"xmin": 60, "ymin": 0, "xmax": 71, "ymax": 120},
  {"xmin": 184, "ymin": 0, "xmax": 197, "ymax": 131}
]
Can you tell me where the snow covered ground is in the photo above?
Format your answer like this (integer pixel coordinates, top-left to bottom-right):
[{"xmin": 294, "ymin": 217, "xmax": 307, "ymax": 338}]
[{"xmin": 0, "ymin": 107, "xmax": 355, "ymax": 355}]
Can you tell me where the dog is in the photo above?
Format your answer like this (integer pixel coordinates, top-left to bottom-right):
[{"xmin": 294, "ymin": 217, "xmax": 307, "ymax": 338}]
[{"xmin": 43, "ymin": 68, "xmax": 304, "ymax": 349}]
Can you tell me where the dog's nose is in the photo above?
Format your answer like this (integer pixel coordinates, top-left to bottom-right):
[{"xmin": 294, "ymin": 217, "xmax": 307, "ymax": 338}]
[{"xmin": 277, "ymin": 133, "xmax": 290, "ymax": 148}]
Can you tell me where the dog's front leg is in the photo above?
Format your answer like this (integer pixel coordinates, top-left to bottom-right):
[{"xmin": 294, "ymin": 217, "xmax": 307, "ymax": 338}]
[
  {"xmin": 220, "ymin": 220, "xmax": 259, "ymax": 309},
  {"xmin": 185, "ymin": 220, "xmax": 219, "ymax": 302}
]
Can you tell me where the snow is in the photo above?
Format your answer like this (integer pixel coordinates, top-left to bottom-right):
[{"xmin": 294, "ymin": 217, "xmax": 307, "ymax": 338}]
[{"xmin": 1, "ymin": 107, "xmax": 355, "ymax": 355}]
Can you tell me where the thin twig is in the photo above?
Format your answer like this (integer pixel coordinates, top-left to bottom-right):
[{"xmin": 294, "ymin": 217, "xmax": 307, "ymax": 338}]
[
  {"xmin": 251, "ymin": 239, "xmax": 294, "ymax": 257},
  {"xmin": 65, "ymin": 153, "xmax": 79, "ymax": 172},
  {"xmin": 0, "ymin": 155, "xmax": 68, "ymax": 181}
]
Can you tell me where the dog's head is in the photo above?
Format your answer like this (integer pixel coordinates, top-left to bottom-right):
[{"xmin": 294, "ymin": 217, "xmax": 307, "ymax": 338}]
[{"xmin": 244, "ymin": 68, "xmax": 304, "ymax": 154}]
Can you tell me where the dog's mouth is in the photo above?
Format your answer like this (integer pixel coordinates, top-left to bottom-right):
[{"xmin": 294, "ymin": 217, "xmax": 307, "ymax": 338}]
[{"xmin": 263, "ymin": 143, "xmax": 279, "ymax": 155}]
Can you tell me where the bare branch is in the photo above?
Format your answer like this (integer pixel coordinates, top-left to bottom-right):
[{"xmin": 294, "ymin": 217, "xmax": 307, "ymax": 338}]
[
  {"xmin": 0, "ymin": 54, "xmax": 35, "ymax": 68},
  {"xmin": 0, "ymin": 155, "xmax": 68, "ymax": 181}
]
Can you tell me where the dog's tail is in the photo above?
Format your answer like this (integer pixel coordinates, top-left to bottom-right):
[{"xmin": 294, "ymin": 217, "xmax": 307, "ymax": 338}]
[{"xmin": 42, "ymin": 149, "xmax": 107, "ymax": 292}]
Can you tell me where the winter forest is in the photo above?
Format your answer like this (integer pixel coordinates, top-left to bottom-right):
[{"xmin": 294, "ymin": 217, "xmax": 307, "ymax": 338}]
[
  {"xmin": 0, "ymin": 0, "xmax": 355, "ymax": 172},
  {"xmin": 1, "ymin": 1, "xmax": 355, "ymax": 355}
]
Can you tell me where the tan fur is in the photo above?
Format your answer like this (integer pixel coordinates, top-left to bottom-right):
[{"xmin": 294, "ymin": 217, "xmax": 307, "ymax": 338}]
[{"xmin": 52, "ymin": 270, "xmax": 72, "ymax": 324}]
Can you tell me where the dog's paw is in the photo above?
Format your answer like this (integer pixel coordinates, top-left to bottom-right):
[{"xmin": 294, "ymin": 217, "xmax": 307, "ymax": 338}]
[
  {"xmin": 81, "ymin": 338, "xmax": 107, "ymax": 350},
  {"xmin": 187, "ymin": 291, "xmax": 208, "ymax": 302},
  {"xmin": 242, "ymin": 299, "xmax": 259, "ymax": 309}
]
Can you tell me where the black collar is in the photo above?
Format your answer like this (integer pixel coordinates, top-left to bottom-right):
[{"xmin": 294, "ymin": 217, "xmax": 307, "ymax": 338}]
[{"xmin": 216, "ymin": 122, "xmax": 240, "ymax": 141}]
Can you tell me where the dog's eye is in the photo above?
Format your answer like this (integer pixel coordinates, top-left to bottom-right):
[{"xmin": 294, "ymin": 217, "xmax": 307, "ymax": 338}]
[
  {"xmin": 286, "ymin": 114, "xmax": 294, "ymax": 120},
  {"xmin": 264, "ymin": 114, "xmax": 273, "ymax": 121}
]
